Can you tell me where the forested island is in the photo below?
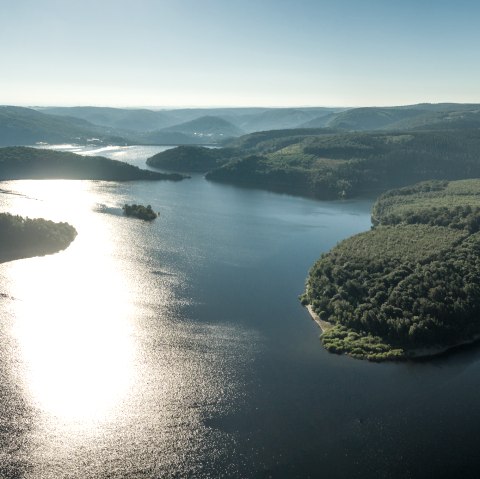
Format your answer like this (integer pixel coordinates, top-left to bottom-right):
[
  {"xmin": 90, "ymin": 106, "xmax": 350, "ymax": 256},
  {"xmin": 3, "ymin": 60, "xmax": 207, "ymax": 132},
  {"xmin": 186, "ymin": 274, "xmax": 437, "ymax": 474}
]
[
  {"xmin": 123, "ymin": 204, "xmax": 157, "ymax": 221},
  {"xmin": 0, "ymin": 147, "xmax": 186, "ymax": 182},
  {"xmin": 301, "ymin": 179, "xmax": 480, "ymax": 361},
  {"xmin": 0, "ymin": 213, "xmax": 77, "ymax": 263}
]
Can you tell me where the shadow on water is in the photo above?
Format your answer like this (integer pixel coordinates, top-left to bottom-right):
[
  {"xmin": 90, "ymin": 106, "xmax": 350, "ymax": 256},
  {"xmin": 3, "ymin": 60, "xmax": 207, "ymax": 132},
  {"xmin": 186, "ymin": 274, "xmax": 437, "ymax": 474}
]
[{"xmin": 411, "ymin": 338, "xmax": 480, "ymax": 367}]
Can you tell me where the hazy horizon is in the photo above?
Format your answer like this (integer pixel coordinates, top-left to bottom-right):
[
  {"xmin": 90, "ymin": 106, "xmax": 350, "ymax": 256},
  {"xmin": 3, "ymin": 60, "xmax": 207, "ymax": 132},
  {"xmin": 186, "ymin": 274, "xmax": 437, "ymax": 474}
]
[
  {"xmin": 2, "ymin": 0, "xmax": 480, "ymax": 108},
  {"xmin": 10, "ymin": 100, "xmax": 480, "ymax": 111}
]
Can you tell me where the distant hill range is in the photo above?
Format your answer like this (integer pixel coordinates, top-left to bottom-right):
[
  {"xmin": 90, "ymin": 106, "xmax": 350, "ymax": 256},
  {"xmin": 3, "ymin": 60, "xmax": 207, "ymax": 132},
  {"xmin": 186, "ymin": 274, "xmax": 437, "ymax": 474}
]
[
  {"xmin": 323, "ymin": 104, "xmax": 480, "ymax": 131},
  {"xmin": 40, "ymin": 106, "xmax": 343, "ymax": 135},
  {"xmin": 0, "ymin": 103, "xmax": 479, "ymax": 148},
  {"xmin": 0, "ymin": 106, "xmax": 127, "ymax": 147},
  {"xmin": 34, "ymin": 103, "xmax": 480, "ymax": 138}
]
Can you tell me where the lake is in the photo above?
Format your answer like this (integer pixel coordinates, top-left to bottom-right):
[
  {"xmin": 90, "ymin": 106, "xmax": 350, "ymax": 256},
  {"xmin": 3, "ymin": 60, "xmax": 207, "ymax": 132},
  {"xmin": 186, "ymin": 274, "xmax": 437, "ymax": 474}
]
[{"xmin": 1, "ymin": 145, "xmax": 480, "ymax": 478}]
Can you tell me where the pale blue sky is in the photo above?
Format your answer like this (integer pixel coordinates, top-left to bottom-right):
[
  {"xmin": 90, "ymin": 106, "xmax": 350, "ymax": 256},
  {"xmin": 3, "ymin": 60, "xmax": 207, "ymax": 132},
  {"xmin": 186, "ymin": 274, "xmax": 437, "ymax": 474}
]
[{"xmin": 1, "ymin": 0, "xmax": 479, "ymax": 107}]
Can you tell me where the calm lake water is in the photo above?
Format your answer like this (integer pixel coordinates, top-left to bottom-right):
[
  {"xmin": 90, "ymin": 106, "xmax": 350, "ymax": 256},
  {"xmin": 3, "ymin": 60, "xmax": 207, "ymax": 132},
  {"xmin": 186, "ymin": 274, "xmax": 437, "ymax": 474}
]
[{"xmin": 1, "ymin": 146, "xmax": 480, "ymax": 478}]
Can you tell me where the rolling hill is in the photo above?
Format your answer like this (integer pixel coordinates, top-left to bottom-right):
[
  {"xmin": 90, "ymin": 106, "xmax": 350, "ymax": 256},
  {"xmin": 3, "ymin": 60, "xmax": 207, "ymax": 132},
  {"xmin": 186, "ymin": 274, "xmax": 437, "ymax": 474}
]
[
  {"xmin": 157, "ymin": 115, "xmax": 244, "ymax": 140},
  {"xmin": 319, "ymin": 103, "xmax": 480, "ymax": 131},
  {"xmin": 203, "ymin": 128, "xmax": 480, "ymax": 199},
  {"xmin": 0, "ymin": 106, "xmax": 128, "ymax": 146},
  {"xmin": 42, "ymin": 106, "xmax": 176, "ymax": 132}
]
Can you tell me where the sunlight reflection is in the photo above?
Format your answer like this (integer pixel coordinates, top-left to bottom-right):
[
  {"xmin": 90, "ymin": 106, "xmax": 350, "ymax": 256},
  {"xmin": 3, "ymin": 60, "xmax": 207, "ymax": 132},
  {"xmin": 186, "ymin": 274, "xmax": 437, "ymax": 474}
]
[{"xmin": 5, "ymin": 181, "xmax": 137, "ymax": 423}]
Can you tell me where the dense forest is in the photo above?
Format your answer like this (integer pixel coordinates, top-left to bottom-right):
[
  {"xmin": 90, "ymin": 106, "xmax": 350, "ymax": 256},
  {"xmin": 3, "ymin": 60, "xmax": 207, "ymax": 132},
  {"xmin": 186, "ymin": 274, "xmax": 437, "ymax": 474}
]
[
  {"xmin": 146, "ymin": 146, "xmax": 237, "ymax": 172},
  {"xmin": 302, "ymin": 179, "xmax": 480, "ymax": 360},
  {"xmin": 150, "ymin": 129, "xmax": 480, "ymax": 199},
  {"xmin": 372, "ymin": 179, "xmax": 480, "ymax": 232},
  {"xmin": 0, "ymin": 147, "xmax": 186, "ymax": 181},
  {"xmin": 0, "ymin": 213, "xmax": 77, "ymax": 263}
]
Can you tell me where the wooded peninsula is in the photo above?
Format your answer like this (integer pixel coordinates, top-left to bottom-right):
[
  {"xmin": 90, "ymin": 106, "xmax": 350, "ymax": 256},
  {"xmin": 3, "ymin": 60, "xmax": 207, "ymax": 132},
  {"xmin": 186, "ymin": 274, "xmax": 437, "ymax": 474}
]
[
  {"xmin": 0, "ymin": 147, "xmax": 186, "ymax": 182},
  {"xmin": 301, "ymin": 179, "xmax": 480, "ymax": 360},
  {"xmin": 0, "ymin": 213, "xmax": 77, "ymax": 263}
]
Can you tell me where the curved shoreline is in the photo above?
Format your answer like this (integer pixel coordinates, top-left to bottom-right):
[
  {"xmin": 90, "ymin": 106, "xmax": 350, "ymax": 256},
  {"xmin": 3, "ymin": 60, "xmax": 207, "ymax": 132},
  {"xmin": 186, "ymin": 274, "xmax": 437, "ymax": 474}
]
[
  {"xmin": 306, "ymin": 305, "xmax": 334, "ymax": 333},
  {"xmin": 0, "ymin": 243, "xmax": 76, "ymax": 264},
  {"xmin": 305, "ymin": 304, "xmax": 480, "ymax": 360},
  {"xmin": 0, "ymin": 214, "xmax": 78, "ymax": 265}
]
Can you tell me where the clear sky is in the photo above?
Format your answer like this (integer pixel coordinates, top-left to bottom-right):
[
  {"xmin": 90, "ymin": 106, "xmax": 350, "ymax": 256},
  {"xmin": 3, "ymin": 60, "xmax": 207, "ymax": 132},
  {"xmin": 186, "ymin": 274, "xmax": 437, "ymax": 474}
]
[{"xmin": 1, "ymin": 0, "xmax": 480, "ymax": 108}]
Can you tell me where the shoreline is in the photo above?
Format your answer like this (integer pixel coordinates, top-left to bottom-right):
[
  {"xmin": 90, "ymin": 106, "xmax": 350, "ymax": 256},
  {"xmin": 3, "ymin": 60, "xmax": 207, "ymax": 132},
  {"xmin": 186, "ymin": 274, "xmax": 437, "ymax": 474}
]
[
  {"xmin": 306, "ymin": 305, "xmax": 334, "ymax": 333},
  {"xmin": 405, "ymin": 333, "xmax": 480, "ymax": 359},
  {"xmin": 0, "ymin": 247, "xmax": 70, "ymax": 264},
  {"xmin": 305, "ymin": 304, "xmax": 480, "ymax": 360}
]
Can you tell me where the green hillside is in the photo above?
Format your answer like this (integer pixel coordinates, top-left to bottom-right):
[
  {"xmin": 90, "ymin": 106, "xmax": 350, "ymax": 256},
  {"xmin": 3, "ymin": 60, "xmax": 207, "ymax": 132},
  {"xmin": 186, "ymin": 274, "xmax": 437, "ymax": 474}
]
[
  {"xmin": 159, "ymin": 115, "xmax": 244, "ymax": 139},
  {"xmin": 43, "ymin": 106, "xmax": 176, "ymax": 131},
  {"xmin": 146, "ymin": 146, "xmax": 237, "ymax": 172},
  {"xmin": 372, "ymin": 179, "xmax": 480, "ymax": 231},
  {"xmin": 230, "ymin": 108, "xmax": 329, "ymax": 132},
  {"xmin": 206, "ymin": 129, "xmax": 480, "ymax": 199},
  {"xmin": 325, "ymin": 107, "xmax": 429, "ymax": 131},
  {"xmin": 0, "ymin": 147, "xmax": 185, "ymax": 181},
  {"xmin": 320, "ymin": 104, "xmax": 480, "ymax": 131},
  {"xmin": 0, "ymin": 106, "xmax": 128, "ymax": 146}
]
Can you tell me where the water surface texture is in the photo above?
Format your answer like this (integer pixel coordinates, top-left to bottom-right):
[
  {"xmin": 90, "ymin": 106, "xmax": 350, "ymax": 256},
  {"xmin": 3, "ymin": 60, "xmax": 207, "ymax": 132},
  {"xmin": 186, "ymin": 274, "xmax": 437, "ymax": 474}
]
[{"xmin": 1, "ymin": 146, "xmax": 480, "ymax": 478}]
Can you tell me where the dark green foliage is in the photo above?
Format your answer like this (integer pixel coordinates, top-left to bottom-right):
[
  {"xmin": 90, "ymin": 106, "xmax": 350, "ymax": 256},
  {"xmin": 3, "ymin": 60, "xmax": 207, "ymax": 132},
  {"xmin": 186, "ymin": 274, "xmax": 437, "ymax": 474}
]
[
  {"xmin": 305, "ymin": 181, "xmax": 480, "ymax": 360},
  {"xmin": 372, "ymin": 179, "xmax": 480, "ymax": 232},
  {"xmin": 146, "ymin": 146, "xmax": 237, "ymax": 173},
  {"xmin": 207, "ymin": 153, "xmax": 348, "ymax": 198},
  {"xmin": 322, "ymin": 325, "xmax": 404, "ymax": 361},
  {"xmin": 0, "ymin": 147, "xmax": 186, "ymax": 181},
  {"xmin": 224, "ymin": 128, "xmax": 336, "ymax": 152},
  {"xmin": 122, "ymin": 204, "xmax": 157, "ymax": 221},
  {"xmin": 306, "ymin": 225, "xmax": 480, "ymax": 357},
  {"xmin": 0, "ymin": 213, "xmax": 77, "ymax": 262},
  {"xmin": 208, "ymin": 129, "xmax": 480, "ymax": 199}
]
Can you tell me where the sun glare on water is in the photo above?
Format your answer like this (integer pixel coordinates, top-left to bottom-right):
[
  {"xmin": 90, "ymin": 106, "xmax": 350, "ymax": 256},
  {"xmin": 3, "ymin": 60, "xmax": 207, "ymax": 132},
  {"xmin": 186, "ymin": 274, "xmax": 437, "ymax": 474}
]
[{"xmin": 4, "ymin": 180, "xmax": 137, "ymax": 424}]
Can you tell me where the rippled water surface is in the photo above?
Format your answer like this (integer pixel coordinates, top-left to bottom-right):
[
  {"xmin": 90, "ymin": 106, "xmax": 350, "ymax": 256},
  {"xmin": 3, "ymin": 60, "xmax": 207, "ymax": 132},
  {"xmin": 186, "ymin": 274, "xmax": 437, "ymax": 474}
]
[{"xmin": 2, "ymin": 146, "xmax": 480, "ymax": 478}]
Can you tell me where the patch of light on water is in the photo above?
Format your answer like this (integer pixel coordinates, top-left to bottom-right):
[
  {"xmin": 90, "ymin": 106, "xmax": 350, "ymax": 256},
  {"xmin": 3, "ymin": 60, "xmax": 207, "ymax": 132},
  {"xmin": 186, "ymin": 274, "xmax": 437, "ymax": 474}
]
[
  {"xmin": 0, "ymin": 177, "xmax": 262, "ymax": 477},
  {"xmin": 35, "ymin": 143, "xmax": 176, "ymax": 170},
  {"xmin": 2, "ymin": 180, "xmax": 137, "ymax": 423}
]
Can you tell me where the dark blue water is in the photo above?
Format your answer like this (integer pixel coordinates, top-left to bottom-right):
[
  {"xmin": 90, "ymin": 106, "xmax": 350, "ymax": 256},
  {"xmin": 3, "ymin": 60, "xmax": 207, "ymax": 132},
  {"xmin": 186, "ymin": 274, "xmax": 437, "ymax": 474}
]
[{"xmin": 1, "ymin": 147, "xmax": 480, "ymax": 478}]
